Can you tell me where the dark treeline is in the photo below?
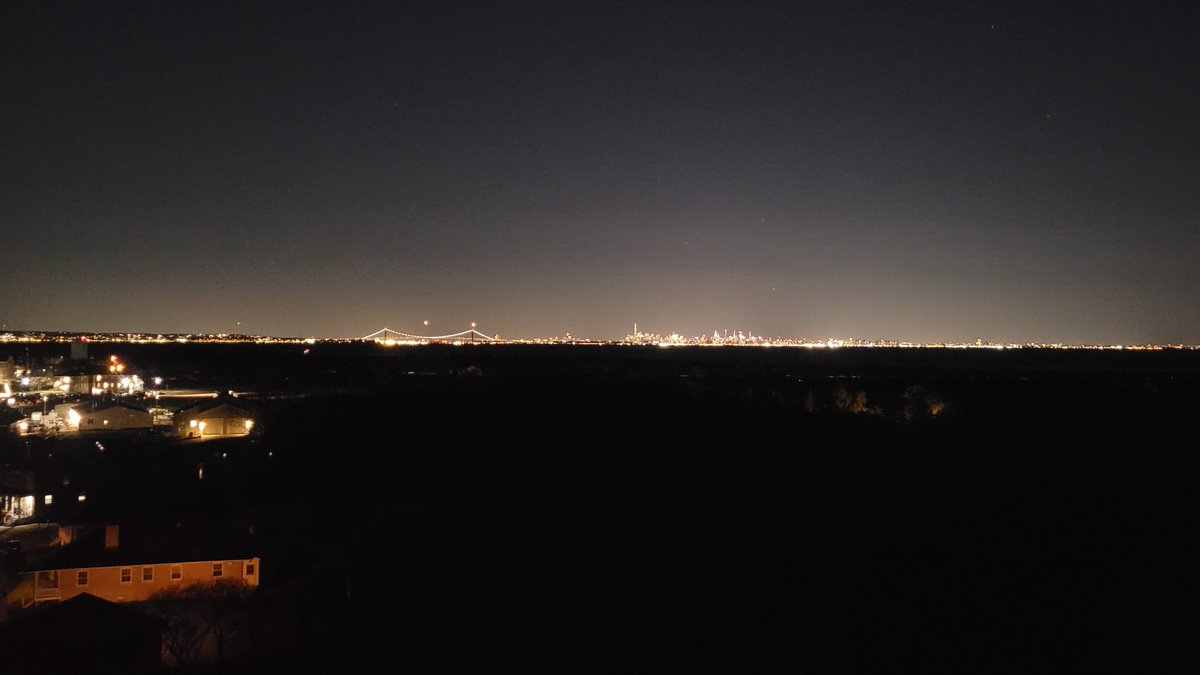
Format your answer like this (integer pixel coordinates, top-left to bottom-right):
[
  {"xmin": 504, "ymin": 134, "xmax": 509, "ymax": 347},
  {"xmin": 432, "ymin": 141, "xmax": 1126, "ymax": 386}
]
[
  {"xmin": 1, "ymin": 346, "xmax": 1196, "ymax": 671},
  {"xmin": 11, "ymin": 342, "xmax": 1200, "ymax": 392}
]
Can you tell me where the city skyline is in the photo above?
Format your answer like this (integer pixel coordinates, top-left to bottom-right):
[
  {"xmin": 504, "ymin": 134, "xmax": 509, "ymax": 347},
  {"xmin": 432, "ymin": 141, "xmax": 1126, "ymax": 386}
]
[
  {"xmin": 1, "ymin": 324, "xmax": 1196, "ymax": 349},
  {"xmin": 3, "ymin": 2, "xmax": 1198, "ymax": 344}
]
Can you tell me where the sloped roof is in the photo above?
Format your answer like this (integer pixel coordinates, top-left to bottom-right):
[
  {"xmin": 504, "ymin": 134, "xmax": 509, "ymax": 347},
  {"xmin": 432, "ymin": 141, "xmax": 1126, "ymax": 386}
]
[
  {"xmin": 25, "ymin": 522, "xmax": 258, "ymax": 572},
  {"xmin": 73, "ymin": 399, "xmax": 152, "ymax": 415},
  {"xmin": 5, "ymin": 592, "xmax": 163, "ymax": 628},
  {"xmin": 177, "ymin": 398, "xmax": 252, "ymax": 419},
  {"xmin": 0, "ymin": 593, "xmax": 164, "ymax": 673}
]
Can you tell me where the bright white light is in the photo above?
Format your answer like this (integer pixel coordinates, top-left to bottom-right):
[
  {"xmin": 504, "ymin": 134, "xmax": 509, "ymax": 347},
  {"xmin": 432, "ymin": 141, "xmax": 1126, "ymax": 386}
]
[
  {"xmin": 244, "ymin": 419, "xmax": 254, "ymax": 431},
  {"xmin": 189, "ymin": 420, "xmax": 198, "ymax": 428},
  {"xmin": 153, "ymin": 377, "xmax": 163, "ymax": 386},
  {"xmin": 21, "ymin": 377, "xmax": 30, "ymax": 386},
  {"xmin": 18, "ymin": 421, "xmax": 29, "ymax": 432},
  {"xmin": 68, "ymin": 409, "xmax": 81, "ymax": 426},
  {"xmin": 77, "ymin": 494, "xmax": 87, "ymax": 503},
  {"xmin": 44, "ymin": 495, "xmax": 52, "ymax": 505},
  {"xmin": 6, "ymin": 398, "xmax": 14, "ymax": 406}
]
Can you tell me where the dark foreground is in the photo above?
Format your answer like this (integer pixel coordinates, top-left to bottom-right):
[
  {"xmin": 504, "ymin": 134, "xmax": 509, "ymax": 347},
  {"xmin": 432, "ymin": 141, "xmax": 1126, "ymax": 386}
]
[{"xmin": 2, "ymin": 345, "xmax": 1195, "ymax": 671}]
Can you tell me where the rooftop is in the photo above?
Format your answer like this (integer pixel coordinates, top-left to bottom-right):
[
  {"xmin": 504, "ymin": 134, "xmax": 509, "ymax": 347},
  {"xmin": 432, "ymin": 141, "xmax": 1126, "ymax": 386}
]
[{"xmin": 26, "ymin": 522, "xmax": 258, "ymax": 573}]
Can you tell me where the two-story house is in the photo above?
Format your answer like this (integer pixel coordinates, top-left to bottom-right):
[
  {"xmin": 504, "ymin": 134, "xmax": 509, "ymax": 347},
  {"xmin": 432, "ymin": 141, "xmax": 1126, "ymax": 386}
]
[{"xmin": 11, "ymin": 523, "xmax": 260, "ymax": 608}]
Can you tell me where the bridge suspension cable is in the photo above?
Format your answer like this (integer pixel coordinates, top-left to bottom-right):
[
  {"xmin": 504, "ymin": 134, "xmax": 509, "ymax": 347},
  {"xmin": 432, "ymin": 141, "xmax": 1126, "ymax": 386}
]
[{"xmin": 362, "ymin": 326, "xmax": 496, "ymax": 342}]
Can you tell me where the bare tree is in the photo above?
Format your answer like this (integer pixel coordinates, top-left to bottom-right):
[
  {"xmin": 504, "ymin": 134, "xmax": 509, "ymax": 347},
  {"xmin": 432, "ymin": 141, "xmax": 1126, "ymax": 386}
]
[{"xmin": 146, "ymin": 579, "xmax": 254, "ymax": 666}]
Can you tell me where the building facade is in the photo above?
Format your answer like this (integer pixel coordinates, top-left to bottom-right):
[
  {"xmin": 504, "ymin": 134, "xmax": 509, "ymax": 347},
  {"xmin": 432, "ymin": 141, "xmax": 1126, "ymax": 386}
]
[
  {"xmin": 9, "ymin": 524, "xmax": 261, "ymax": 609},
  {"xmin": 26, "ymin": 557, "xmax": 260, "ymax": 606}
]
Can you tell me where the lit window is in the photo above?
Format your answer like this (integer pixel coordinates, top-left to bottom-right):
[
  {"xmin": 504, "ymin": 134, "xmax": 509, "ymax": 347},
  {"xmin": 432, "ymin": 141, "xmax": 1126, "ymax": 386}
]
[
  {"xmin": 120, "ymin": 568, "xmax": 132, "ymax": 583},
  {"xmin": 212, "ymin": 563, "xmax": 223, "ymax": 578},
  {"xmin": 43, "ymin": 495, "xmax": 53, "ymax": 505},
  {"xmin": 143, "ymin": 567, "xmax": 154, "ymax": 582},
  {"xmin": 170, "ymin": 565, "xmax": 182, "ymax": 581},
  {"xmin": 77, "ymin": 571, "xmax": 89, "ymax": 586}
]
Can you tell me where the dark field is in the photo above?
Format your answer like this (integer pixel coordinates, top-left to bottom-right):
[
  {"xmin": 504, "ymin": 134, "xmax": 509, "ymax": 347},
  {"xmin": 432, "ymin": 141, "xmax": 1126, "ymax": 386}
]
[{"xmin": 3, "ymin": 344, "xmax": 1195, "ymax": 671}]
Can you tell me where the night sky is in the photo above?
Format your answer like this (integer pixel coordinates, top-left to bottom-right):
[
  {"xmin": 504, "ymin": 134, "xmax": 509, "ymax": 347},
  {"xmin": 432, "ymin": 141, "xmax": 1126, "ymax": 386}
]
[{"xmin": 3, "ymin": 1, "xmax": 1198, "ymax": 342}]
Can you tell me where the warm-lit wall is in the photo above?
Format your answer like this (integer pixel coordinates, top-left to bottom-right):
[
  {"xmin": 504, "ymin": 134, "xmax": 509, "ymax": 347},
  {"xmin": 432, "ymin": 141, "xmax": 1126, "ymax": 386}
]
[
  {"xmin": 200, "ymin": 416, "xmax": 251, "ymax": 436},
  {"xmin": 177, "ymin": 414, "xmax": 253, "ymax": 438},
  {"xmin": 78, "ymin": 407, "xmax": 153, "ymax": 432},
  {"xmin": 32, "ymin": 557, "xmax": 260, "ymax": 604}
]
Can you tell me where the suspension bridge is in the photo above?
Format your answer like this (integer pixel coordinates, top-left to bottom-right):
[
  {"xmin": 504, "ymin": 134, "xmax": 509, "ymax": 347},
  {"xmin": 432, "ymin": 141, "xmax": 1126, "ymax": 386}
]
[{"xmin": 362, "ymin": 326, "xmax": 497, "ymax": 343}]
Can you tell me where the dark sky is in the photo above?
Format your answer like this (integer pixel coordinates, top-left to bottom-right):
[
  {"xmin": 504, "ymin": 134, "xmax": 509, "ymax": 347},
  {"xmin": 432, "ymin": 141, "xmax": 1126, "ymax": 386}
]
[{"xmin": 3, "ymin": 1, "xmax": 1198, "ymax": 342}]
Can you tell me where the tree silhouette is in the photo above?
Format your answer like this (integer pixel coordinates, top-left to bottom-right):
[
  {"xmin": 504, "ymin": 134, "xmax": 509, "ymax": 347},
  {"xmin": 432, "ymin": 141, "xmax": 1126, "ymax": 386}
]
[
  {"xmin": 146, "ymin": 579, "xmax": 253, "ymax": 666},
  {"xmin": 834, "ymin": 386, "xmax": 851, "ymax": 411}
]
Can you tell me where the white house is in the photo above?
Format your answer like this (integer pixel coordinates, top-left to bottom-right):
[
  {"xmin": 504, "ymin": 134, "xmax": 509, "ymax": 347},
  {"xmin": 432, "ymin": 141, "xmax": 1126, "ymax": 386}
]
[
  {"xmin": 175, "ymin": 401, "xmax": 255, "ymax": 439},
  {"xmin": 76, "ymin": 404, "xmax": 153, "ymax": 432}
]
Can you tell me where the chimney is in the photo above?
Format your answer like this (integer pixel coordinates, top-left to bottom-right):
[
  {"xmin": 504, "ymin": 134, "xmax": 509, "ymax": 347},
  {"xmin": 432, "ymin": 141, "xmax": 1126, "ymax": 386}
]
[{"xmin": 105, "ymin": 525, "xmax": 119, "ymax": 550}]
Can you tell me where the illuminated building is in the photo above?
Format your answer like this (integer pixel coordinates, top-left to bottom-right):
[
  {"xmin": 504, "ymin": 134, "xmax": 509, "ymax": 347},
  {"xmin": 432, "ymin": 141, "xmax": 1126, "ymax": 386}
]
[
  {"xmin": 12, "ymin": 524, "xmax": 260, "ymax": 608},
  {"xmin": 0, "ymin": 469, "xmax": 37, "ymax": 525},
  {"xmin": 174, "ymin": 400, "xmax": 255, "ymax": 439},
  {"xmin": 75, "ymin": 404, "xmax": 154, "ymax": 433}
]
